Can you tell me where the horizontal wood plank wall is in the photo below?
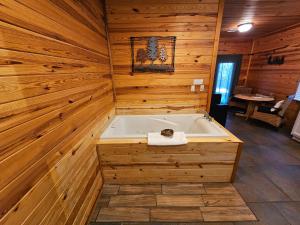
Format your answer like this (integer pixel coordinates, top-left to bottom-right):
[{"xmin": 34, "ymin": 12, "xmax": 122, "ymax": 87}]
[
  {"xmin": 98, "ymin": 142, "xmax": 240, "ymax": 183},
  {"xmin": 247, "ymin": 25, "xmax": 300, "ymax": 128},
  {"xmin": 218, "ymin": 38, "xmax": 253, "ymax": 86},
  {"xmin": 0, "ymin": 1, "xmax": 114, "ymax": 225},
  {"xmin": 106, "ymin": 0, "xmax": 222, "ymax": 114}
]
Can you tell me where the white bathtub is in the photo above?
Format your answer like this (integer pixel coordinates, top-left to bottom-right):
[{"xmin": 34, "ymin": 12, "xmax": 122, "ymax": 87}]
[{"xmin": 100, "ymin": 114, "xmax": 229, "ymax": 139}]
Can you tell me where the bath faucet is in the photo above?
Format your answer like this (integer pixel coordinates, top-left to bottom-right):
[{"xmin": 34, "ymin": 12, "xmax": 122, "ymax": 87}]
[{"xmin": 203, "ymin": 111, "xmax": 213, "ymax": 122}]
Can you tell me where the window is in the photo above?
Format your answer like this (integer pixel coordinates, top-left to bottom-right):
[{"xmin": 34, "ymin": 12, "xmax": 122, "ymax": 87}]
[{"xmin": 214, "ymin": 62, "xmax": 235, "ymax": 104}]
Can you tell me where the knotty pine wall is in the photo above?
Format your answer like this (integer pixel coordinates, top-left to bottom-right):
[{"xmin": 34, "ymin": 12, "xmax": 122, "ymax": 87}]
[
  {"xmin": 106, "ymin": 0, "xmax": 223, "ymax": 114},
  {"xmin": 218, "ymin": 38, "xmax": 253, "ymax": 86},
  {"xmin": 247, "ymin": 25, "xmax": 300, "ymax": 128},
  {"xmin": 0, "ymin": 1, "xmax": 114, "ymax": 225}
]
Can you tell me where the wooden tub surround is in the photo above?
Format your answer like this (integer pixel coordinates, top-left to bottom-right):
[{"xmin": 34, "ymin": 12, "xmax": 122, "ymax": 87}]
[{"xmin": 97, "ymin": 118, "xmax": 243, "ymax": 184}]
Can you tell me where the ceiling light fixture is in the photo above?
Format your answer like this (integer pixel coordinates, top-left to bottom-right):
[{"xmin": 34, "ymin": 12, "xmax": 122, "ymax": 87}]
[
  {"xmin": 237, "ymin": 23, "xmax": 253, "ymax": 33},
  {"xmin": 226, "ymin": 29, "xmax": 237, "ymax": 33}
]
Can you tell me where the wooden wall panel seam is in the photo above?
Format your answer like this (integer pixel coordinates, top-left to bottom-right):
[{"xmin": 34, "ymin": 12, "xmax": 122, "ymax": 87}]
[
  {"xmin": 207, "ymin": 0, "xmax": 224, "ymax": 111},
  {"xmin": 0, "ymin": 21, "xmax": 109, "ymax": 60},
  {"xmin": 244, "ymin": 39, "xmax": 255, "ymax": 86},
  {"xmin": 0, "ymin": 1, "xmax": 108, "ymax": 55},
  {"xmin": 0, "ymin": 1, "xmax": 114, "ymax": 224},
  {"xmin": 104, "ymin": 0, "xmax": 117, "ymax": 102}
]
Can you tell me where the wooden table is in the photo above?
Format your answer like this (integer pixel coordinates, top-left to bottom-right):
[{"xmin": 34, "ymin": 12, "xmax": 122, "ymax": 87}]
[{"xmin": 234, "ymin": 94, "xmax": 275, "ymax": 119}]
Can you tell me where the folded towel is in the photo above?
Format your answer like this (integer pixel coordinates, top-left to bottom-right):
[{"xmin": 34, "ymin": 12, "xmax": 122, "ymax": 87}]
[{"xmin": 147, "ymin": 132, "xmax": 188, "ymax": 146}]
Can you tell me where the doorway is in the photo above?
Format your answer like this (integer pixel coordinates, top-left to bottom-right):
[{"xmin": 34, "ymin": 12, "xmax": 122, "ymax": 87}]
[{"xmin": 213, "ymin": 55, "xmax": 242, "ymax": 104}]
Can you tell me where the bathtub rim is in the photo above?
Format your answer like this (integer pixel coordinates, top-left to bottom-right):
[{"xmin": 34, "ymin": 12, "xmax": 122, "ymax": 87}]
[{"xmin": 97, "ymin": 114, "xmax": 242, "ymax": 144}]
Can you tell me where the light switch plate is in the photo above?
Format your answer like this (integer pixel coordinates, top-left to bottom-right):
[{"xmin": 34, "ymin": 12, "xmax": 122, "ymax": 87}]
[{"xmin": 193, "ymin": 79, "xmax": 203, "ymax": 85}]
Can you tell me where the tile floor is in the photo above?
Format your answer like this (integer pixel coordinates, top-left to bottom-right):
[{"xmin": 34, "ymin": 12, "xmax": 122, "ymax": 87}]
[
  {"xmin": 91, "ymin": 183, "xmax": 256, "ymax": 223},
  {"xmin": 89, "ymin": 113, "xmax": 300, "ymax": 225}
]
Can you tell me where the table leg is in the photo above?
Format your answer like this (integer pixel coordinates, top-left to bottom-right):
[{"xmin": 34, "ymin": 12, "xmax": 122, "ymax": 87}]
[
  {"xmin": 245, "ymin": 101, "xmax": 256, "ymax": 120},
  {"xmin": 235, "ymin": 101, "xmax": 256, "ymax": 120}
]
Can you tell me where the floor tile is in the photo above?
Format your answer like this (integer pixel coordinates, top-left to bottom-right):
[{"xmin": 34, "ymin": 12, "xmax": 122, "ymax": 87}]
[
  {"xmin": 102, "ymin": 184, "xmax": 119, "ymax": 195},
  {"xmin": 202, "ymin": 223, "xmax": 235, "ymax": 225},
  {"xmin": 255, "ymin": 145, "xmax": 300, "ymax": 166},
  {"xmin": 162, "ymin": 183, "xmax": 205, "ymax": 194},
  {"xmin": 178, "ymin": 223, "xmax": 234, "ymax": 225},
  {"xmin": 123, "ymin": 223, "xmax": 178, "ymax": 225},
  {"xmin": 157, "ymin": 195, "xmax": 204, "ymax": 207},
  {"xmin": 233, "ymin": 166, "xmax": 290, "ymax": 202},
  {"xmin": 203, "ymin": 183, "xmax": 236, "ymax": 194},
  {"xmin": 109, "ymin": 194, "xmax": 156, "ymax": 207},
  {"xmin": 273, "ymin": 201, "xmax": 300, "ymax": 225},
  {"xmin": 97, "ymin": 207, "xmax": 149, "ymax": 222},
  {"xmin": 261, "ymin": 165, "xmax": 300, "ymax": 201},
  {"xmin": 235, "ymin": 202, "xmax": 290, "ymax": 225},
  {"xmin": 89, "ymin": 205, "xmax": 100, "ymax": 222},
  {"xmin": 119, "ymin": 184, "xmax": 162, "ymax": 194},
  {"xmin": 90, "ymin": 222, "xmax": 121, "ymax": 225},
  {"xmin": 122, "ymin": 221, "xmax": 179, "ymax": 225},
  {"xmin": 89, "ymin": 114, "xmax": 300, "ymax": 225},
  {"xmin": 202, "ymin": 194, "xmax": 246, "ymax": 207},
  {"xmin": 97, "ymin": 195, "xmax": 110, "ymax": 207},
  {"xmin": 200, "ymin": 206, "xmax": 256, "ymax": 222},
  {"xmin": 151, "ymin": 208, "xmax": 203, "ymax": 222}
]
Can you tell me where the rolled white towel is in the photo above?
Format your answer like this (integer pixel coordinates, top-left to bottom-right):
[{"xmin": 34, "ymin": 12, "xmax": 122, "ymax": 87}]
[{"xmin": 147, "ymin": 131, "xmax": 188, "ymax": 146}]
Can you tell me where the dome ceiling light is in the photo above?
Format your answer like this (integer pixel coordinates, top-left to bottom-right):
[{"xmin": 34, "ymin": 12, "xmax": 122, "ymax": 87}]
[
  {"xmin": 226, "ymin": 23, "xmax": 254, "ymax": 33},
  {"xmin": 237, "ymin": 23, "xmax": 253, "ymax": 32}
]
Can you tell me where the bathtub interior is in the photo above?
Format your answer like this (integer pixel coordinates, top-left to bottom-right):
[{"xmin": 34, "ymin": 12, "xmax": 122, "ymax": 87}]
[{"xmin": 100, "ymin": 114, "xmax": 229, "ymax": 139}]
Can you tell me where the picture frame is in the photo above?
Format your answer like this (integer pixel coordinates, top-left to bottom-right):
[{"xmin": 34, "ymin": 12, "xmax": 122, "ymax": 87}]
[{"xmin": 130, "ymin": 36, "xmax": 176, "ymax": 73}]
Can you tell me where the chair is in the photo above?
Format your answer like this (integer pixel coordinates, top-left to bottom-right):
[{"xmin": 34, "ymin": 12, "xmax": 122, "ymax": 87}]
[
  {"xmin": 250, "ymin": 95, "xmax": 295, "ymax": 128},
  {"xmin": 229, "ymin": 86, "xmax": 253, "ymax": 113}
]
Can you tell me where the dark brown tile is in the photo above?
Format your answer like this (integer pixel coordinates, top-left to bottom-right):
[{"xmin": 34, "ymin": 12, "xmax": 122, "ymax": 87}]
[
  {"xmin": 123, "ymin": 223, "xmax": 178, "ymax": 225},
  {"xmin": 89, "ymin": 195, "xmax": 107, "ymax": 222},
  {"xmin": 273, "ymin": 202, "xmax": 300, "ymax": 225},
  {"xmin": 233, "ymin": 166, "xmax": 290, "ymax": 202},
  {"xmin": 102, "ymin": 184, "xmax": 119, "ymax": 195},
  {"xmin": 124, "ymin": 223, "xmax": 234, "ymax": 225},
  {"xmin": 97, "ymin": 195, "xmax": 110, "ymax": 207},
  {"xmin": 179, "ymin": 223, "xmax": 234, "ymax": 225},
  {"xmin": 202, "ymin": 223, "xmax": 235, "ymax": 225},
  {"xmin": 89, "ymin": 206, "xmax": 100, "ymax": 222},
  {"xmin": 235, "ymin": 203, "xmax": 290, "ymax": 225},
  {"xmin": 90, "ymin": 223, "xmax": 121, "ymax": 225},
  {"xmin": 261, "ymin": 165, "xmax": 300, "ymax": 201}
]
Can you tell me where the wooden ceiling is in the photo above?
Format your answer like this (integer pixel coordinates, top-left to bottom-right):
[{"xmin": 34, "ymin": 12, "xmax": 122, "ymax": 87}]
[{"xmin": 221, "ymin": 0, "xmax": 300, "ymax": 40}]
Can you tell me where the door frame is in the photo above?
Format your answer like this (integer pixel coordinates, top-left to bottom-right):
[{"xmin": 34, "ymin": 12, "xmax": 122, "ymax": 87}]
[{"xmin": 213, "ymin": 54, "xmax": 242, "ymax": 101}]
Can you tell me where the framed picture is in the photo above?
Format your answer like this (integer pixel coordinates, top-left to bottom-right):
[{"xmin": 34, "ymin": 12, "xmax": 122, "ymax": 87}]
[{"xmin": 130, "ymin": 36, "xmax": 176, "ymax": 73}]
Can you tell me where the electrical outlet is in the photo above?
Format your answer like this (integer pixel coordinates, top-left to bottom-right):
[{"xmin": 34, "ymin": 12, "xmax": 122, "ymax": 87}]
[
  {"xmin": 191, "ymin": 85, "xmax": 195, "ymax": 92},
  {"xmin": 200, "ymin": 84, "xmax": 205, "ymax": 92}
]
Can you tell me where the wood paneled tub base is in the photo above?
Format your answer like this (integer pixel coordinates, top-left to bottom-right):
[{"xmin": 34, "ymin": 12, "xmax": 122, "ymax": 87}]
[{"xmin": 96, "ymin": 114, "xmax": 243, "ymax": 184}]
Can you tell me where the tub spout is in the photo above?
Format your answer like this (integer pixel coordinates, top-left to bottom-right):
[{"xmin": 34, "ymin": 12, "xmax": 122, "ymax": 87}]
[{"xmin": 200, "ymin": 110, "xmax": 213, "ymax": 122}]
